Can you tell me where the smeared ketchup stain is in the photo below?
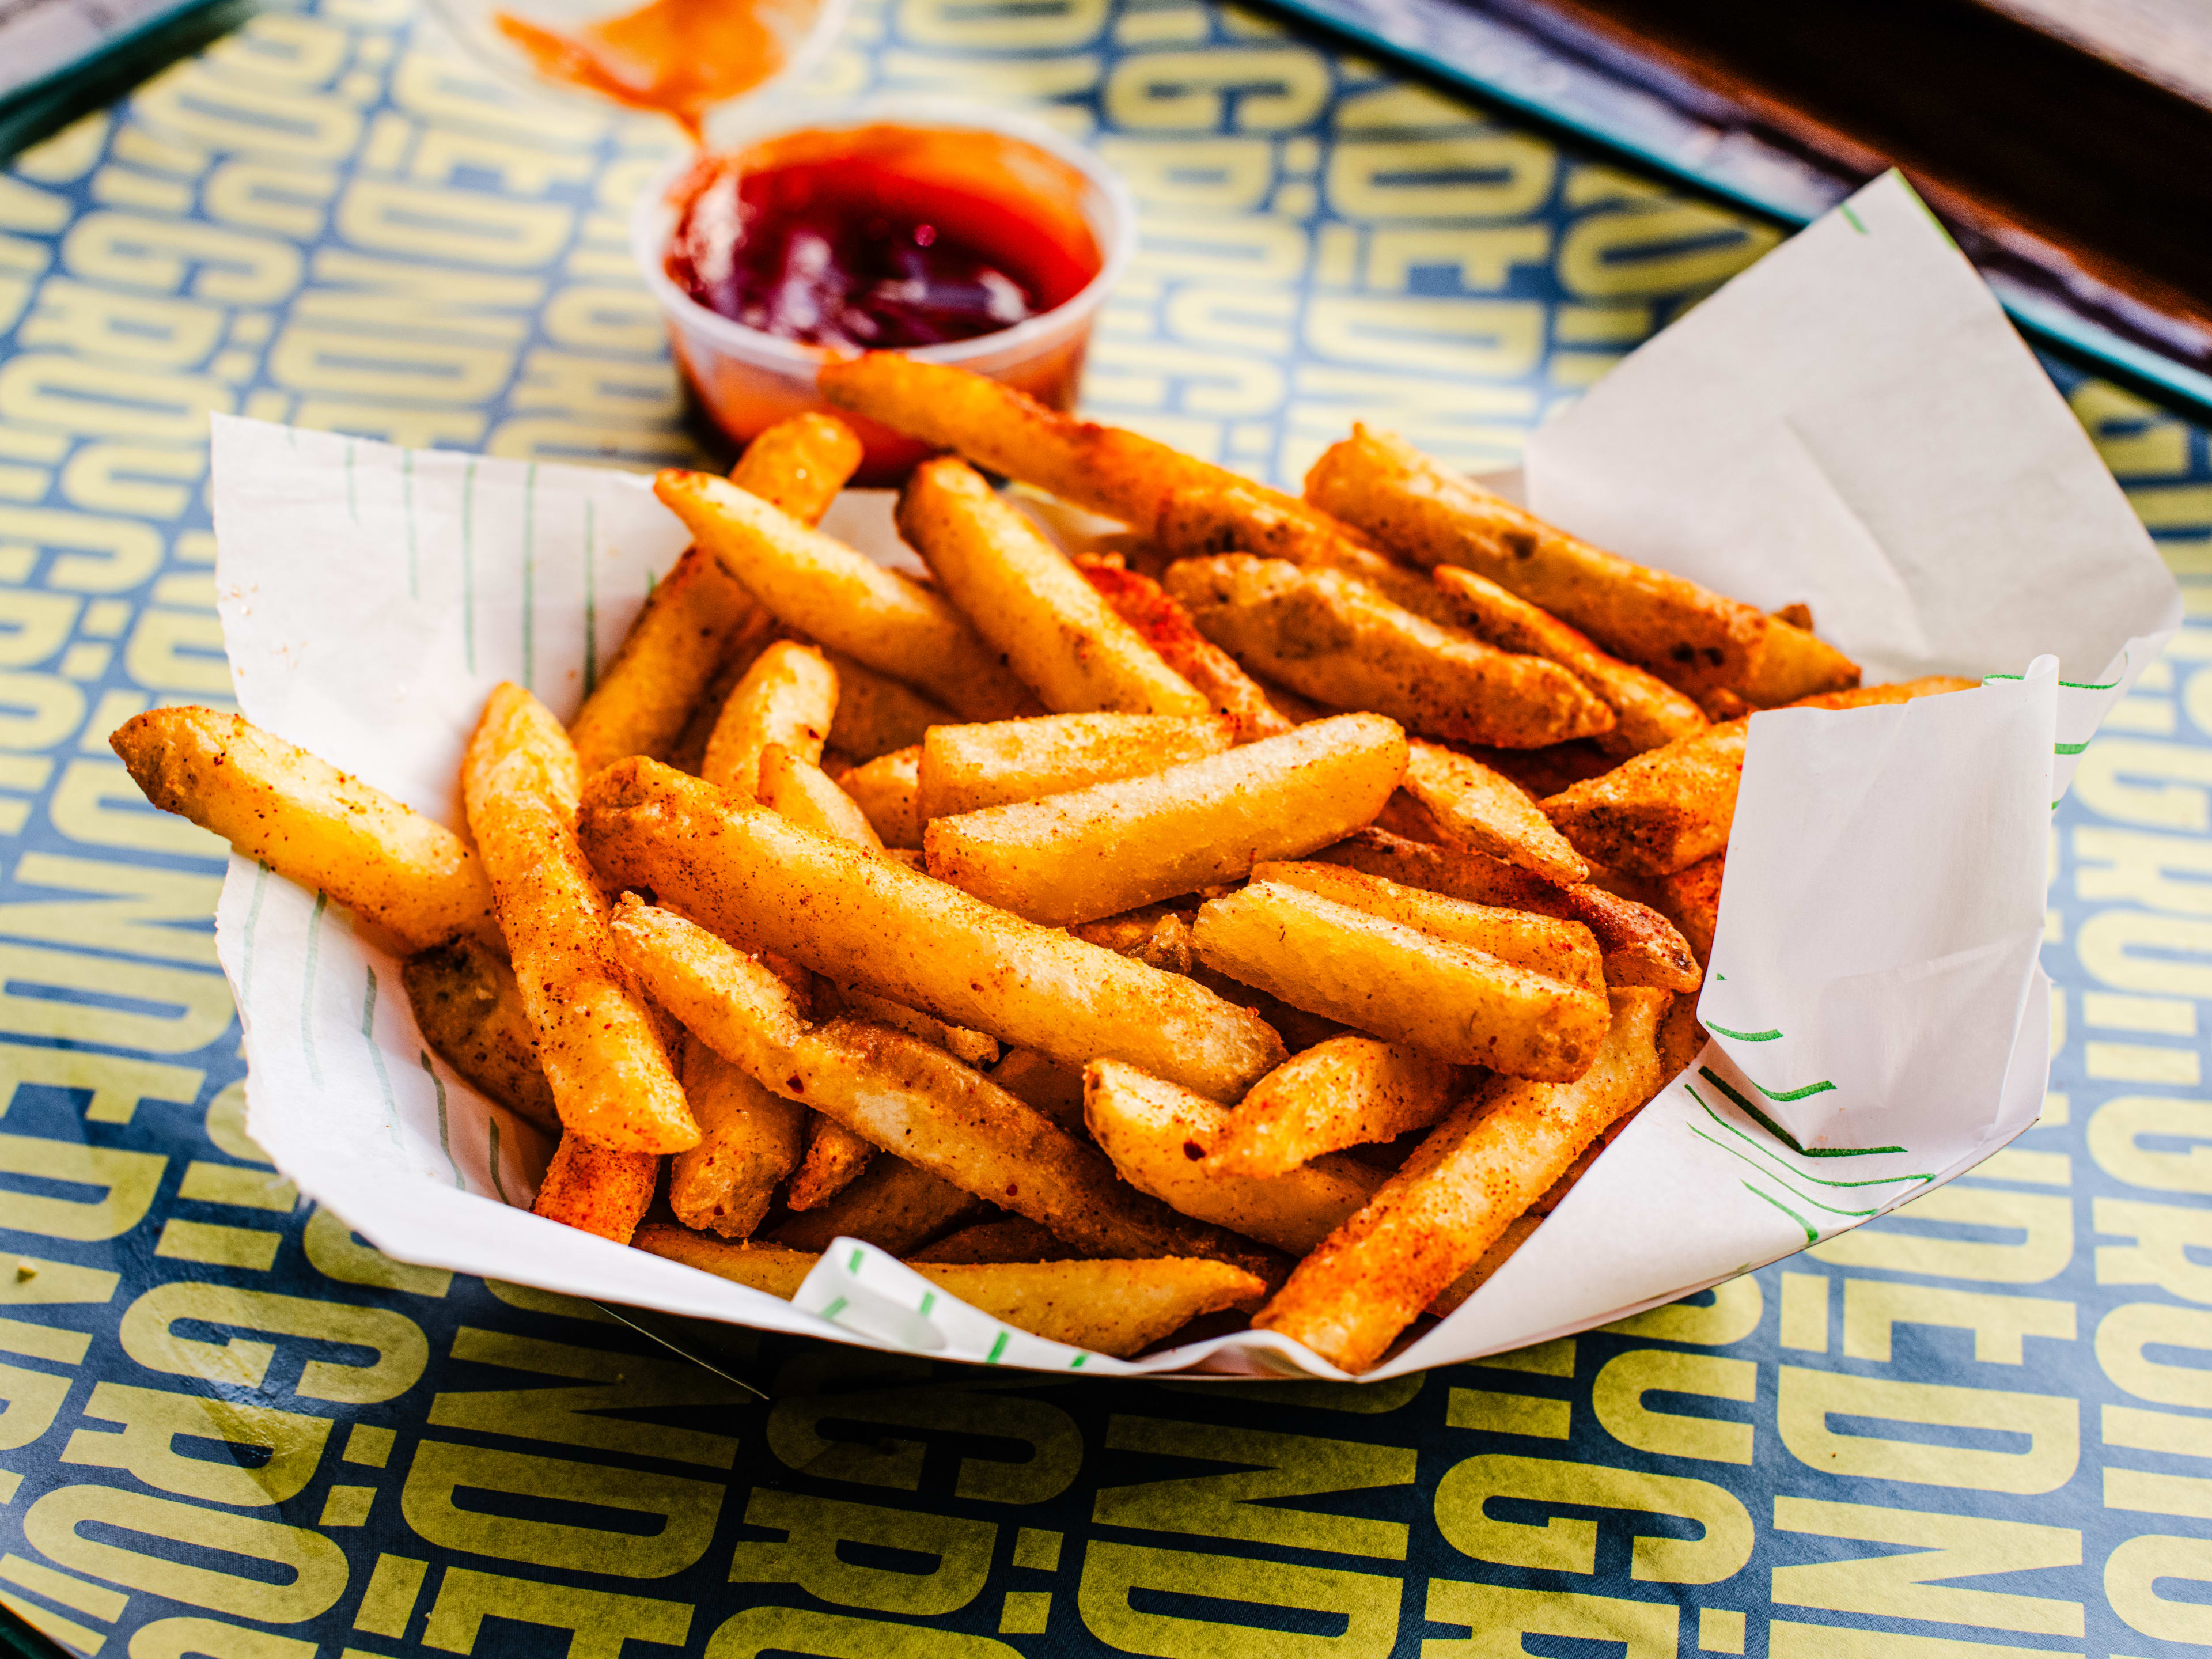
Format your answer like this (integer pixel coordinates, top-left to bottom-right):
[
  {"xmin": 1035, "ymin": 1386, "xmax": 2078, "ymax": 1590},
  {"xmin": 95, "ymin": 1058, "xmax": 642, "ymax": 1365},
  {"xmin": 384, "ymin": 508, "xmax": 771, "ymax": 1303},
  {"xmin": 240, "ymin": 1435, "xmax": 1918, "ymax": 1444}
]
[{"xmin": 493, "ymin": 0, "xmax": 796, "ymax": 141}]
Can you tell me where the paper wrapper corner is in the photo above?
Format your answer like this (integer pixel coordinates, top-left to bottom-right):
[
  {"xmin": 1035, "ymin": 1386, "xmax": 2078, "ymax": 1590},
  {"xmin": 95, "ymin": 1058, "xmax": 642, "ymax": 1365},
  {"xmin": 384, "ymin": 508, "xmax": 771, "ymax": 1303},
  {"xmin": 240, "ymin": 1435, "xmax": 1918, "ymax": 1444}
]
[{"xmin": 211, "ymin": 172, "xmax": 2181, "ymax": 1379}]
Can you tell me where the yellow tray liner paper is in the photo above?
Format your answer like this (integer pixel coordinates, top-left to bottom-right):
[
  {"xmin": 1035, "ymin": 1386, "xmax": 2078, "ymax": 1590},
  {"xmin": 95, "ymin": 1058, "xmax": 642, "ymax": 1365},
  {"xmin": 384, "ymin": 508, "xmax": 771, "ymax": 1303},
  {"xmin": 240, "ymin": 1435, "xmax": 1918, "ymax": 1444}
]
[{"xmin": 207, "ymin": 172, "xmax": 2181, "ymax": 1380}]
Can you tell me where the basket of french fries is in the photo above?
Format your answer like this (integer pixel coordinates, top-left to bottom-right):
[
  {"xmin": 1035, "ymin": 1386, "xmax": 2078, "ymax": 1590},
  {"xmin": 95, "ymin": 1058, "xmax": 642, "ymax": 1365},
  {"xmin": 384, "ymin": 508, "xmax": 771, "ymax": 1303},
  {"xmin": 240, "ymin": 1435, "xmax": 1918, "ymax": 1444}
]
[{"xmin": 132, "ymin": 174, "xmax": 2177, "ymax": 1378}]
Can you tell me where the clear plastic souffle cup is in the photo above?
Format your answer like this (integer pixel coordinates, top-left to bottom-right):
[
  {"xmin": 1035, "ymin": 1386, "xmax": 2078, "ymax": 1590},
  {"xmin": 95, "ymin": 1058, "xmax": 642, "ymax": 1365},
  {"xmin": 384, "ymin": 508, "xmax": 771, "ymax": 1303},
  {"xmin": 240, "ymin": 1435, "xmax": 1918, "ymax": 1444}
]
[{"xmin": 630, "ymin": 96, "xmax": 1139, "ymax": 484}]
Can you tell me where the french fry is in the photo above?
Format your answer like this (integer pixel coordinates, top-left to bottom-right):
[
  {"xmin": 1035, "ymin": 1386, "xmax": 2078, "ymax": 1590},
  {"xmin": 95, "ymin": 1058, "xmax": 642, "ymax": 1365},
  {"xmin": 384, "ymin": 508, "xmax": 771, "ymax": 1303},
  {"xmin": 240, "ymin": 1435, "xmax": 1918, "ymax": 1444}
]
[
  {"xmin": 840, "ymin": 745, "xmax": 922, "ymax": 849},
  {"xmin": 568, "ymin": 546, "xmax": 757, "ymax": 778},
  {"xmin": 533, "ymin": 1134, "xmax": 658, "ymax": 1244},
  {"xmin": 767, "ymin": 1154, "xmax": 987, "ymax": 1255},
  {"xmin": 1541, "ymin": 719, "xmax": 1747, "ymax": 878},
  {"xmin": 819, "ymin": 351, "xmax": 1224, "ymax": 527},
  {"xmin": 824, "ymin": 650, "xmax": 952, "ymax": 762},
  {"xmin": 1657, "ymin": 991, "xmax": 1707, "ymax": 1081},
  {"xmin": 988, "ymin": 1050, "xmax": 1086, "ymax": 1129},
  {"xmin": 463, "ymin": 685, "xmax": 696, "ymax": 1154},
  {"xmin": 654, "ymin": 469, "xmax": 1036, "ymax": 720},
  {"xmin": 1192, "ymin": 881, "xmax": 1610, "ymax": 1080},
  {"xmin": 1426, "ymin": 1213, "xmax": 1540, "ymax": 1319},
  {"xmin": 907, "ymin": 1217, "xmax": 1066, "ymax": 1264},
  {"xmin": 668, "ymin": 1034, "xmax": 805, "ymax": 1238},
  {"xmin": 1248, "ymin": 860, "xmax": 1604, "ymax": 991},
  {"xmin": 925, "ymin": 713, "xmax": 1407, "ymax": 926},
  {"xmin": 634, "ymin": 1225, "xmax": 819, "ymax": 1297},
  {"xmin": 1305, "ymin": 425, "xmax": 1859, "ymax": 704},
  {"xmin": 701, "ymin": 639, "xmax": 837, "ymax": 800},
  {"xmin": 1794, "ymin": 674, "xmax": 1980, "ymax": 710},
  {"xmin": 1650, "ymin": 854, "xmax": 1724, "ymax": 965},
  {"xmin": 1206, "ymin": 1035, "xmax": 1459, "ymax": 1179},
  {"xmin": 757, "ymin": 744, "xmax": 885, "ymax": 852},
  {"xmin": 666, "ymin": 607, "xmax": 778, "ymax": 777},
  {"xmin": 1255, "ymin": 987, "xmax": 1668, "ymax": 1371},
  {"xmin": 609, "ymin": 896, "xmax": 1277, "ymax": 1272},
  {"xmin": 786, "ymin": 1113, "xmax": 877, "ymax": 1210},
  {"xmin": 915, "ymin": 713, "xmax": 1232, "ymax": 821},
  {"xmin": 1069, "ymin": 905, "xmax": 1198, "ymax": 976},
  {"xmin": 897, "ymin": 457, "xmax": 1211, "ymax": 717},
  {"xmin": 1076, "ymin": 559, "xmax": 1293, "ymax": 742},
  {"xmin": 1085, "ymin": 1059, "xmax": 1387, "ymax": 1255},
  {"xmin": 727, "ymin": 410, "xmax": 865, "ymax": 524},
  {"xmin": 1315, "ymin": 828, "xmax": 1700, "ymax": 993},
  {"xmin": 831, "ymin": 986, "xmax": 1000, "ymax": 1069},
  {"xmin": 1164, "ymin": 555, "xmax": 1614, "ymax": 748},
  {"xmin": 1402, "ymin": 740, "xmax": 1590, "ymax": 886},
  {"xmin": 402, "ymin": 940, "xmax": 559, "ymax": 1132},
  {"xmin": 112, "ymin": 707, "xmax": 503, "ymax": 954}
]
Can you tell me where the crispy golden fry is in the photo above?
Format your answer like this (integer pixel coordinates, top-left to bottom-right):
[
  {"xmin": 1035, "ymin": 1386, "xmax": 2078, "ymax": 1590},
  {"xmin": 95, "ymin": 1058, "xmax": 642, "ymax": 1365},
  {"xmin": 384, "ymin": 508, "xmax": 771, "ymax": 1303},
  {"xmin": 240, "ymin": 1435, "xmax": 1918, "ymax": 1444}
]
[
  {"xmin": 1086, "ymin": 1059, "xmax": 1387, "ymax": 1255},
  {"xmin": 767, "ymin": 1155, "xmax": 987, "ymax": 1255},
  {"xmin": 581, "ymin": 759, "xmax": 1287, "ymax": 1100},
  {"xmin": 569, "ymin": 546, "xmax": 758, "ymax": 778},
  {"xmin": 1207, "ymin": 1035, "xmax": 1459, "ymax": 1179},
  {"xmin": 757, "ymin": 744, "xmax": 885, "ymax": 852},
  {"xmin": 840, "ymin": 745, "xmax": 922, "ymax": 849},
  {"xmin": 666, "ymin": 608, "xmax": 778, "ymax": 777},
  {"xmin": 925, "ymin": 713, "xmax": 1406, "ymax": 926},
  {"xmin": 1402, "ymin": 740, "xmax": 1590, "ymax": 886},
  {"xmin": 533, "ymin": 1135, "xmax": 658, "ymax": 1244},
  {"xmin": 916, "ymin": 712, "xmax": 1232, "ymax": 821},
  {"xmin": 463, "ymin": 685, "xmax": 696, "ymax": 1154},
  {"xmin": 728, "ymin": 410, "xmax": 865, "ymax": 523},
  {"xmin": 403, "ymin": 940, "xmax": 559, "ymax": 1131},
  {"xmin": 988, "ymin": 1049, "xmax": 1086, "ymax": 1129},
  {"xmin": 1257, "ymin": 987, "xmax": 1667, "ymax": 1370},
  {"xmin": 702, "ymin": 639, "xmax": 838, "ymax": 799},
  {"xmin": 655, "ymin": 469, "xmax": 1035, "ymax": 719},
  {"xmin": 898, "ymin": 458, "xmax": 1210, "ymax": 717},
  {"xmin": 907, "ymin": 1217, "xmax": 1067, "ymax": 1264},
  {"xmin": 819, "ymin": 352, "xmax": 1223, "ymax": 527},
  {"xmin": 1070, "ymin": 905, "xmax": 1198, "ymax": 976},
  {"xmin": 634, "ymin": 1225, "xmax": 819, "ymax": 1297},
  {"xmin": 1794, "ymin": 674, "xmax": 1981, "ymax": 710},
  {"xmin": 1657, "ymin": 991, "xmax": 1707, "ymax": 1081},
  {"xmin": 786, "ymin": 1112, "xmax": 876, "ymax": 1210},
  {"xmin": 1075, "ymin": 558, "xmax": 1294, "ymax": 743},
  {"xmin": 610, "ymin": 896, "xmax": 1275, "ymax": 1272},
  {"xmin": 1154, "ymin": 479, "xmax": 1703, "ymax": 757},
  {"xmin": 824, "ymin": 650, "xmax": 952, "ymax": 762},
  {"xmin": 831, "ymin": 986, "xmax": 1000, "ymax": 1068},
  {"xmin": 1650, "ymin": 854, "xmax": 1724, "ymax": 965},
  {"xmin": 1194, "ymin": 881, "xmax": 1610, "ymax": 1080},
  {"xmin": 668, "ymin": 1034, "xmax": 805, "ymax": 1238},
  {"xmin": 1427, "ymin": 1214, "xmax": 1539, "ymax": 1319},
  {"xmin": 1305, "ymin": 425, "xmax": 1859, "ymax": 703},
  {"xmin": 1248, "ymin": 861, "xmax": 1604, "ymax": 991},
  {"xmin": 1165, "ymin": 555, "xmax": 1615, "ymax": 749},
  {"xmin": 1541, "ymin": 720, "xmax": 1747, "ymax": 878},
  {"xmin": 1316, "ymin": 828, "xmax": 1700, "ymax": 993},
  {"xmin": 112, "ymin": 707, "xmax": 503, "ymax": 953}
]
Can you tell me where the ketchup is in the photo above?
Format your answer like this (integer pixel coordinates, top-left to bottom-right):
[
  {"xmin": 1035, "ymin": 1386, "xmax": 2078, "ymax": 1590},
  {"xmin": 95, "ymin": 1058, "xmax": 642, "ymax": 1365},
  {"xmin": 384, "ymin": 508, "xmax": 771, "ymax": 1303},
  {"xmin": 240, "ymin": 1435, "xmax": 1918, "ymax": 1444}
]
[{"xmin": 666, "ymin": 138, "xmax": 1100, "ymax": 351}]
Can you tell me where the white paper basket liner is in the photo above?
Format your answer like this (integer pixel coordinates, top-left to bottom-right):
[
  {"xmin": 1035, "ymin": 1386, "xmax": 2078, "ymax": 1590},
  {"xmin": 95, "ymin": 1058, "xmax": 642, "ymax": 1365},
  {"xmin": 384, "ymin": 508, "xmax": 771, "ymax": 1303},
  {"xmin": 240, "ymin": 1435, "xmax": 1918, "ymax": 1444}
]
[{"xmin": 212, "ymin": 171, "xmax": 2179, "ymax": 1378}]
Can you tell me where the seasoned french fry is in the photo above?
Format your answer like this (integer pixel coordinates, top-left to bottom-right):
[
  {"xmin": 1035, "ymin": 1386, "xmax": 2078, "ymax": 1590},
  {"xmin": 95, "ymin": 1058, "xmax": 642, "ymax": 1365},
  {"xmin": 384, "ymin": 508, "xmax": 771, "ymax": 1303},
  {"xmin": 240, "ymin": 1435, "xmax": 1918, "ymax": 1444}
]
[
  {"xmin": 1086, "ymin": 1059, "xmax": 1387, "ymax": 1254},
  {"xmin": 988, "ymin": 1050, "xmax": 1086, "ymax": 1129},
  {"xmin": 1402, "ymin": 740, "xmax": 1590, "ymax": 885},
  {"xmin": 916, "ymin": 712, "xmax": 1232, "ymax": 821},
  {"xmin": 1541, "ymin": 719, "xmax": 1747, "ymax": 878},
  {"xmin": 1305, "ymin": 425, "xmax": 1859, "ymax": 703},
  {"xmin": 1794, "ymin": 675, "xmax": 1981, "ymax": 710},
  {"xmin": 1192, "ymin": 881, "xmax": 1610, "ymax": 1080},
  {"xmin": 767, "ymin": 1154, "xmax": 987, "ymax": 1255},
  {"xmin": 727, "ymin": 410, "xmax": 865, "ymax": 523},
  {"xmin": 701, "ymin": 640, "xmax": 838, "ymax": 800},
  {"xmin": 655, "ymin": 469, "xmax": 1036, "ymax": 719},
  {"xmin": 1069, "ymin": 905, "xmax": 1198, "ymax": 976},
  {"xmin": 925, "ymin": 713, "xmax": 1407, "ymax": 926},
  {"xmin": 1164, "ymin": 556, "xmax": 1615, "ymax": 749},
  {"xmin": 634, "ymin": 1225, "xmax": 819, "ymax": 1297},
  {"xmin": 824, "ymin": 650, "xmax": 952, "ymax": 762},
  {"xmin": 668, "ymin": 1034, "xmax": 805, "ymax": 1238},
  {"xmin": 786, "ymin": 1113, "xmax": 877, "ymax": 1210},
  {"xmin": 609, "ymin": 896, "xmax": 1276, "ymax": 1272},
  {"xmin": 112, "ymin": 707, "xmax": 503, "ymax": 953},
  {"xmin": 1076, "ymin": 559, "xmax": 1293, "ymax": 742},
  {"xmin": 819, "ymin": 352, "xmax": 1224, "ymax": 526},
  {"xmin": 907, "ymin": 1217, "xmax": 1067, "ymax": 1264},
  {"xmin": 1206, "ymin": 1035, "xmax": 1458, "ymax": 1179},
  {"xmin": 1657, "ymin": 991, "xmax": 1707, "ymax": 1081},
  {"xmin": 1249, "ymin": 860, "xmax": 1603, "ymax": 990},
  {"xmin": 463, "ymin": 685, "xmax": 696, "ymax": 1154},
  {"xmin": 403, "ymin": 940, "xmax": 559, "ymax": 1131},
  {"xmin": 840, "ymin": 745, "xmax": 922, "ymax": 849},
  {"xmin": 1426, "ymin": 1214, "xmax": 1540, "ymax": 1319},
  {"xmin": 569, "ymin": 546, "xmax": 758, "ymax": 777},
  {"xmin": 757, "ymin": 744, "xmax": 885, "ymax": 852},
  {"xmin": 831, "ymin": 986, "xmax": 1000, "ymax": 1069},
  {"xmin": 533, "ymin": 1135, "xmax": 658, "ymax": 1244},
  {"xmin": 1316, "ymin": 828, "xmax": 1700, "ymax": 993},
  {"xmin": 666, "ymin": 607, "xmax": 778, "ymax": 777},
  {"xmin": 898, "ymin": 458, "xmax": 1210, "ymax": 717},
  {"xmin": 1255, "ymin": 987, "xmax": 1668, "ymax": 1371},
  {"xmin": 1650, "ymin": 854, "xmax": 1724, "ymax": 965}
]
